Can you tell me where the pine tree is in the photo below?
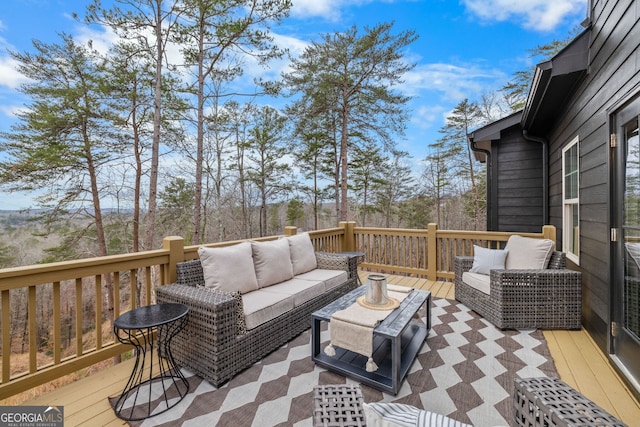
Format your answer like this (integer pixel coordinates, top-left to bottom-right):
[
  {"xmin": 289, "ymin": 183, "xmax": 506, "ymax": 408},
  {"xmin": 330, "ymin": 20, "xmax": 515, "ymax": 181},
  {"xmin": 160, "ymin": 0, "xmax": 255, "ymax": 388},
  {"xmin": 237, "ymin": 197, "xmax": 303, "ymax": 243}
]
[
  {"xmin": 245, "ymin": 106, "xmax": 291, "ymax": 236},
  {"xmin": 376, "ymin": 149, "xmax": 414, "ymax": 228},
  {"xmin": 283, "ymin": 22, "xmax": 417, "ymax": 222},
  {"xmin": 83, "ymin": 0, "xmax": 183, "ymax": 250},
  {"xmin": 176, "ymin": 0, "xmax": 291, "ymax": 244},
  {"xmin": 442, "ymin": 99, "xmax": 483, "ymax": 229},
  {"xmin": 423, "ymin": 137, "xmax": 457, "ymax": 227},
  {"xmin": 0, "ymin": 34, "xmax": 118, "ymax": 259},
  {"xmin": 349, "ymin": 142, "xmax": 386, "ymax": 227}
]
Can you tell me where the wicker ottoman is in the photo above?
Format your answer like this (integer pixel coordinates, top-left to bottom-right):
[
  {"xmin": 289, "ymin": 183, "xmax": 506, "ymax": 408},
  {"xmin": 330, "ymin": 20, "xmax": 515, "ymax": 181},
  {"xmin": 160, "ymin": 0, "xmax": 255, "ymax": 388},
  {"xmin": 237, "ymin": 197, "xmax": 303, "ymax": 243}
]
[
  {"xmin": 313, "ymin": 384, "xmax": 366, "ymax": 427},
  {"xmin": 513, "ymin": 377, "xmax": 627, "ymax": 427}
]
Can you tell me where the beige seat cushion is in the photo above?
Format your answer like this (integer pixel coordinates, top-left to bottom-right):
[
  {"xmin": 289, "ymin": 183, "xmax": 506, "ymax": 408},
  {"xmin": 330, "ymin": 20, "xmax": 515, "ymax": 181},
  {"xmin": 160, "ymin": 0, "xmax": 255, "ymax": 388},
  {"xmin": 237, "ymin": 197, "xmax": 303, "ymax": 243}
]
[
  {"xmin": 288, "ymin": 233, "xmax": 318, "ymax": 275},
  {"xmin": 241, "ymin": 289, "xmax": 294, "ymax": 331},
  {"xmin": 260, "ymin": 278, "xmax": 326, "ymax": 307},
  {"xmin": 461, "ymin": 271, "xmax": 491, "ymax": 295},
  {"xmin": 252, "ymin": 239, "xmax": 294, "ymax": 288},
  {"xmin": 198, "ymin": 243, "xmax": 258, "ymax": 294},
  {"xmin": 504, "ymin": 235, "xmax": 555, "ymax": 270},
  {"xmin": 295, "ymin": 269, "xmax": 349, "ymax": 291}
]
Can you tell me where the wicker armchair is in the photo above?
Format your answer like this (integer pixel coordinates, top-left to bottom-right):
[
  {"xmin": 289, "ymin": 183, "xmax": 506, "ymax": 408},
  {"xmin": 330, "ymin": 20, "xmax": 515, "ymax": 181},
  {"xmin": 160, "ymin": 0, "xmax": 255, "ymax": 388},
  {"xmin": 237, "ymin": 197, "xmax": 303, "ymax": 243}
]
[
  {"xmin": 454, "ymin": 251, "xmax": 582, "ymax": 329},
  {"xmin": 156, "ymin": 252, "xmax": 357, "ymax": 387}
]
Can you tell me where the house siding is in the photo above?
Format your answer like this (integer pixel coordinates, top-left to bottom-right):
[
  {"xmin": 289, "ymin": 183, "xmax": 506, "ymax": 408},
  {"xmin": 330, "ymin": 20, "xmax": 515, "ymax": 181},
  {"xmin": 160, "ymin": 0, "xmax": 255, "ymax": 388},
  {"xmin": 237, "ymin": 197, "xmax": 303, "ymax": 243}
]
[
  {"xmin": 545, "ymin": 0, "xmax": 640, "ymax": 350},
  {"xmin": 492, "ymin": 126, "xmax": 544, "ymax": 233}
]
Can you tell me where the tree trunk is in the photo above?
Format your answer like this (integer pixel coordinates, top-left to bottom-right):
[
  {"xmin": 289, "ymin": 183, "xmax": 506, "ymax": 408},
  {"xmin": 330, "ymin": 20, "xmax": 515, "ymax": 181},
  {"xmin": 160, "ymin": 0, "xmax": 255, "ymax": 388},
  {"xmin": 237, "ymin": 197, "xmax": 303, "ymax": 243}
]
[
  {"xmin": 144, "ymin": 1, "xmax": 164, "ymax": 252},
  {"xmin": 132, "ymin": 101, "xmax": 142, "ymax": 253},
  {"xmin": 193, "ymin": 27, "xmax": 205, "ymax": 245},
  {"xmin": 340, "ymin": 100, "xmax": 349, "ymax": 222}
]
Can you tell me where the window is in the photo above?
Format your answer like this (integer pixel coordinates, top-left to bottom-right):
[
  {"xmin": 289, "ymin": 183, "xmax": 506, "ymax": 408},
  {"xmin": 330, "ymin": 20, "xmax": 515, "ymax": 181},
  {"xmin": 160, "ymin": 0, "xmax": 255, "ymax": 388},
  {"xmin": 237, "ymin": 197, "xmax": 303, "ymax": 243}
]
[{"xmin": 563, "ymin": 136, "xmax": 579, "ymax": 263}]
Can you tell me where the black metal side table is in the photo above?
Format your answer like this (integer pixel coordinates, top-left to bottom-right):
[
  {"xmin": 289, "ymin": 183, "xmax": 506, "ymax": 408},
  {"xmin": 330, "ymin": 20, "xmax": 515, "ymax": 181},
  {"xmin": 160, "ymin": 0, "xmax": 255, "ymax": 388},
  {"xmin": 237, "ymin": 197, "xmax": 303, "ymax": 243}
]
[
  {"xmin": 338, "ymin": 251, "xmax": 365, "ymax": 285},
  {"xmin": 113, "ymin": 303, "xmax": 190, "ymax": 421}
]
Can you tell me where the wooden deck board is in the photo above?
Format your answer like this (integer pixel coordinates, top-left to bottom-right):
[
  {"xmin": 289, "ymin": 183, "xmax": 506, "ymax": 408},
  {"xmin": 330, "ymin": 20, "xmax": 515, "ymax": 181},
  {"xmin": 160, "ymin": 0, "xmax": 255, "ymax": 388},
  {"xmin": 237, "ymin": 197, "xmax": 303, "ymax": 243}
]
[
  {"xmin": 20, "ymin": 275, "xmax": 640, "ymax": 426},
  {"xmin": 544, "ymin": 328, "xmax": 640, "ymax": 423}
]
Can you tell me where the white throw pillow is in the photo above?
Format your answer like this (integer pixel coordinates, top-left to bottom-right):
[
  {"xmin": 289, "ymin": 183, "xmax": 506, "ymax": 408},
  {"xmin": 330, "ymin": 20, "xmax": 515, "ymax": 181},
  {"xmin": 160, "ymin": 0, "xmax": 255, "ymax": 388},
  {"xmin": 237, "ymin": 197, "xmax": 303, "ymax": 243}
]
[
  {"xmin": 288, "ymin": 233, "xmax": 318, "ymax": 275},
  {"xmin": 504, "ymin": 235, "xmax": 555, "ymax": 270},
  {"xmin": 469, "ymin": 245, "xmax": 508, "ymax": 275},
  {"xmin": 252, "ymin": 239, "xmax": 294, "ymax": 288},
  {"xmin": 363, "ymin": 402, "xmax": 472, "ymax": 427},
  {"xmin": 198, "ymin": 242, "xmax": 259, "ymax": 294}
]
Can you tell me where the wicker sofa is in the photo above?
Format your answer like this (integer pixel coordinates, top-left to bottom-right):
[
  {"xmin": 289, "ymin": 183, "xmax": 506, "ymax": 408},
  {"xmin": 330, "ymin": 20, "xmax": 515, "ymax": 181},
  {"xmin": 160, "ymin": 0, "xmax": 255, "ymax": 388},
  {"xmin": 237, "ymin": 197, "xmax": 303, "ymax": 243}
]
[
  {"xmin": 454, "ymin": 235, "xmax": 582, "ymax": 330},
  {"xmin": 156, "ymin": 234, "xmax": 357, "ymax": 387}
]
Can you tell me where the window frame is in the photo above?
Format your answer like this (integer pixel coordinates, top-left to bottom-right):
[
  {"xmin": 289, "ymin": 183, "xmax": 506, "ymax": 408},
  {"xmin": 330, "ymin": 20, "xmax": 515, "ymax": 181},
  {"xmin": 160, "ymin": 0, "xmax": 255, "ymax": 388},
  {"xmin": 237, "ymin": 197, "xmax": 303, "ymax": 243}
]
[{"xmin": 562, "ymin": 136, "xmax": 580, "ymax": 264}]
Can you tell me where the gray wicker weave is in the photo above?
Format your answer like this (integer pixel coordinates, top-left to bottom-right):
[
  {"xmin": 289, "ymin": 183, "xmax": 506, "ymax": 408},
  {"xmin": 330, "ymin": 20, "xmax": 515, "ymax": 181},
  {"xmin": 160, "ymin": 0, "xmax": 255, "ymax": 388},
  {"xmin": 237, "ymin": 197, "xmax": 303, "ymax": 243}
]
[
  {"xmin": 513, "ymin": 377, "xmax": 626, "ymax": 427},
  {"xmin": 156, "ymin": 252, "xmax": 357, "ymax": 387},
  {"xmin": 454, "ymin": 252, "xmax": 582, "ymax": 329},
  {"xmin": 313, "ymin": 384, "xmax": 366, "ymax": 427}
]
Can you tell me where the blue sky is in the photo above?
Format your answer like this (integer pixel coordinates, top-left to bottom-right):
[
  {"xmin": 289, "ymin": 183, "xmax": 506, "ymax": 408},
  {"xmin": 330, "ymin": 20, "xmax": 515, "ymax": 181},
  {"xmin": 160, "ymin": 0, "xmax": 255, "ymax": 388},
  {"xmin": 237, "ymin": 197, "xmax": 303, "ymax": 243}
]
[{"xmin": 0, "ymin": 0, "xmax": 587, "ymax": 210}]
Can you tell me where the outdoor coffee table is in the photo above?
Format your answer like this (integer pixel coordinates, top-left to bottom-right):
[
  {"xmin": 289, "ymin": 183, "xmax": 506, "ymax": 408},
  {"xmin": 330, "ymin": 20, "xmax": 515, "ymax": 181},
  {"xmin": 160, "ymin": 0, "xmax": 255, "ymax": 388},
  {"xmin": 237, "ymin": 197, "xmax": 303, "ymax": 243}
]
[{"xmin": 311, "ymin": 286, "xmax": 431, "ymax": 395}]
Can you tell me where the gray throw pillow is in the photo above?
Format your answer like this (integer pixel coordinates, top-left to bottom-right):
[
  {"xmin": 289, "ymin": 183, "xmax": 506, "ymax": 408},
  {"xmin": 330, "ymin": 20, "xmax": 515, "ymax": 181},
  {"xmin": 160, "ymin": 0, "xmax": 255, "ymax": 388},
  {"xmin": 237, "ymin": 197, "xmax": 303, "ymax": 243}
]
[{"xmin": 469, "ymin": 245, "xmax": 508, "ymax": 275}]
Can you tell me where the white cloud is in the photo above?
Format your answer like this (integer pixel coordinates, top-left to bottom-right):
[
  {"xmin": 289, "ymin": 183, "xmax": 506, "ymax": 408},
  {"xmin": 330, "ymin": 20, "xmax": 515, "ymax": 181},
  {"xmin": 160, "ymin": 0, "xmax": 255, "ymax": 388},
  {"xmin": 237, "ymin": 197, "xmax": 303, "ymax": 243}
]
[
  {"xmin": 0, "ymin": 32, "xmax": 30, "ymax": 90},
  {"xmin": 273, "ymin": 32, "xmax": 309, "ymax": 57},
  {"xmin": 234, "ymin": 31, "xmax": 310, "ymax": 89},
  {"xmin": 0, "ymin": 56, "xmax": 29, "ymax": 90},
  {"xmin": 411, "ymin": 104, "xmax": 447, "ymax": 130},
  {"xmin": 290, "ymin": 0, "xmax": 383, "ymax": 20},
  {"xmin": 74, "ymin": 24, "xmax": 119, "ymax": 56},
  {"xmin": 291, "ymin": 0, "xmax": 345, "ymax": 20},
  {"xmin": 402, "ymin": 62, "xmax": 506, "ymax": 100},
  {"xmin": 462, "ymin": 0, "xmax": 586, "ymax": 32},
  {"xmin": 0, "ymin": 104, "xmax": 28, "ymax": 119}
]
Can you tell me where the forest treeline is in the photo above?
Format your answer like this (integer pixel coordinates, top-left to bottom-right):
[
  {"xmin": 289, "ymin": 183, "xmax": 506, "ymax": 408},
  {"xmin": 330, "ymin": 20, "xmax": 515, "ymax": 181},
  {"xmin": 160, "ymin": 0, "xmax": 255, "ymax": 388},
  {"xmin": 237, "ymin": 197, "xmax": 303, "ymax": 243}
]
[{"xmin": 0, "ymin": 0, "xmax": 575, "ymax": 269}]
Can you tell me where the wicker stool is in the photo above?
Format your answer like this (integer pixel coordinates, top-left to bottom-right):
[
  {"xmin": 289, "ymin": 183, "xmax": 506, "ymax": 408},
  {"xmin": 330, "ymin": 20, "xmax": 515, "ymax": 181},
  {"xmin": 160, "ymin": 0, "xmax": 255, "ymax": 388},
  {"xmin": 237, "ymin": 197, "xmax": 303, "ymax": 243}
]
[
  {"xmin": 514, "ymin": 377, "xmax": 627, "ymax": 427},
  {"xmin": 313, "ymin": 384, "xmax": 367, "ymax": 427}
]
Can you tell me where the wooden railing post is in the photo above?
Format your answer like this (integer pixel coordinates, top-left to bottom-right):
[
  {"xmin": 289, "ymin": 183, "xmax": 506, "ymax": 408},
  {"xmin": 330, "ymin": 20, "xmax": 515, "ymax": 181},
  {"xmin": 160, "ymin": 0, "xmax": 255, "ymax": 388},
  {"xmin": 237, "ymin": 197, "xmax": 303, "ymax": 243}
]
[
  {"xmin": 284, "ymin": 226, "xmax": 298, "ymax": 236},
  {"xmin": 163, "ymin": 236, "xmax": 185, "ymax": 285},
  {"xmin": 340, "ymin": 221, "xmax": 356, "ymax": 252},
  {"xmin": 542, "ymin": 225, "xmax": 556, "ymax": 242},
  {"xmin": 427, "ymin": 223, "xmax": 438, "ymax": 281}
]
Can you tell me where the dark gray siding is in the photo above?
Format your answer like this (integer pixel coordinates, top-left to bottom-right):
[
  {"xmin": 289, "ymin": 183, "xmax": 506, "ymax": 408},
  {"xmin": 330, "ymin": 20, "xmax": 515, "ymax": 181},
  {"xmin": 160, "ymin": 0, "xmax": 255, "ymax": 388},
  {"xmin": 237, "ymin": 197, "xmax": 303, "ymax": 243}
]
[
  {"xmin": 545, "ymin": 0, "xmax": 640, "ymax": 350},
  {"xmin": 492, "ymin": 126, "xmax": 544, "ymax": 232}
]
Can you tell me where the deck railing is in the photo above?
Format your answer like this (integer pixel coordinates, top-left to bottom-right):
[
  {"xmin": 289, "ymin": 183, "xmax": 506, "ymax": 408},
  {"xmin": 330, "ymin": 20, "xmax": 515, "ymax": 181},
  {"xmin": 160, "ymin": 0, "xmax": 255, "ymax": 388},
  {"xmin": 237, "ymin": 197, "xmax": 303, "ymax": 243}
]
[
  {"xmin": 354, "ymin": 223, "xmax": 556, "ymax": 281},
  {"xmin": 0, "ymin": 222, "xmax": 555, "ymax": 399}
]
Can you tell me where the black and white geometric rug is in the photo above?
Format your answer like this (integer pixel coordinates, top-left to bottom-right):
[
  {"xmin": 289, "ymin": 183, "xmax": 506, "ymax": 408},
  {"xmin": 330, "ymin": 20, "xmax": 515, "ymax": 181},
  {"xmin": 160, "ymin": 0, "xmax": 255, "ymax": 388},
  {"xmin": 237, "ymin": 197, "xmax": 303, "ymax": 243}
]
[{"xmin": 115, "ymin": 297, "xmax": 557, "ymax": 427}]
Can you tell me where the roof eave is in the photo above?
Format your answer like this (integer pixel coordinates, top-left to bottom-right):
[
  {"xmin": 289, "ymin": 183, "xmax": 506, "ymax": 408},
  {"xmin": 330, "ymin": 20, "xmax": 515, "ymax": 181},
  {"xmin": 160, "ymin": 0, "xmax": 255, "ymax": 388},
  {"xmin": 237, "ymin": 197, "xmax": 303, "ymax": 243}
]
[
  {"xmin": 520, "ymin": 27, "xmax": 591, "ymax": 134},
  {"xmin": 468, "ymin": 111, "xmax": 523, "ymax": 162}
]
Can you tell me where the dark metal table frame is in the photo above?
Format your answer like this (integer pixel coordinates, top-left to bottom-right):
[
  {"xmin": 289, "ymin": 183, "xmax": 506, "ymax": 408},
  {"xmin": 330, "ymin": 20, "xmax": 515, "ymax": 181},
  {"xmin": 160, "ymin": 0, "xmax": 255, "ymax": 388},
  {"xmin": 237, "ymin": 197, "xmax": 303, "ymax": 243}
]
[
  {"xmin": 312, "ymin": 286, "xmax": 431, "ymax": 395},
  {"xmin": 113, "ymin": 303, "xmax": 190, "ymax": 421}
]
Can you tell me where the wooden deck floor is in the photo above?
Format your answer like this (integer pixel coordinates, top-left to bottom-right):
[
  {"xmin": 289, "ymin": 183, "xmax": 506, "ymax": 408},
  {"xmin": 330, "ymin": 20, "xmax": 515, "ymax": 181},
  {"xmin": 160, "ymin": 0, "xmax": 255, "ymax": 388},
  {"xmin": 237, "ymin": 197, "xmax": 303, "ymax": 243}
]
[{"xmin": 22, "ymin": 275, "xmax": 640, "ymax": 426}]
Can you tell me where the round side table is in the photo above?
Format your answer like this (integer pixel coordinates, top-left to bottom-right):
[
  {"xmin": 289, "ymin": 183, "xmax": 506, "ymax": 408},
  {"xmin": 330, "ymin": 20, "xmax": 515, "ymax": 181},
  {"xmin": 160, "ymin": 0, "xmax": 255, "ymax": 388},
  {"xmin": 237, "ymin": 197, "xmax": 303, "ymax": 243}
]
[{"xmin": 112, "ymin": 303, "xmax": 190, "ymax": 421}]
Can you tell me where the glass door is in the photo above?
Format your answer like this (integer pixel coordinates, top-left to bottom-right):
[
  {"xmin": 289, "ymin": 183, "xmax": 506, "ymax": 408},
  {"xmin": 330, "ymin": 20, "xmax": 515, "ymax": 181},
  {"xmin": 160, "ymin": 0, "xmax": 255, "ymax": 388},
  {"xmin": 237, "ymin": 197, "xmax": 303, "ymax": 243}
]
[{"xmin": 613, "ymin": 95, "xmax": 640, "ymax": 387}]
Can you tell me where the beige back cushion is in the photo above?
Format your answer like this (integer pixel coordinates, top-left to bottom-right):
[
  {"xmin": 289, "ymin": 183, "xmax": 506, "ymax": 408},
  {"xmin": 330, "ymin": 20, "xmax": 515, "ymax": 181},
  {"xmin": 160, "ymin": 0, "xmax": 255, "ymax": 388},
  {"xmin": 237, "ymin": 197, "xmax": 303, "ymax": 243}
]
[
  {"xmin": 288, "ymin": 233, "xmax": 318, "ymax": 275},
  {"xmin": 504, "ymin": 235, "xmax": 555, "ymax": 270},
  {"xmin": 252, "ymin": 239, "xmax": 294, "ymax": 288},
  {"xmin": 198, "ymin": 242, "xmax": 259, "ymax": 294}
]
